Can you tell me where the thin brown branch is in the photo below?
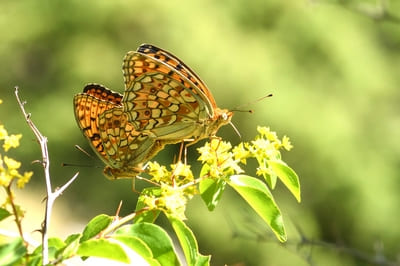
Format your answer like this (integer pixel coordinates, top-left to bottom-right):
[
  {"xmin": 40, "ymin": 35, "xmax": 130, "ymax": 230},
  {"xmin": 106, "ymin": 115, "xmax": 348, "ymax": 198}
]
[{"xmin": 15, "ymin": 86, "xmax": 79, "ymax": 265}]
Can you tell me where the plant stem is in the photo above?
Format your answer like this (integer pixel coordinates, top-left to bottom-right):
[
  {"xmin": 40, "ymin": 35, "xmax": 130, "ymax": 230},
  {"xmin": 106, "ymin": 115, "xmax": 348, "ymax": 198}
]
[
  {"xmin": 5, "ymin": 184, "xmax": 26, "ymax": 246},
  {"xmin": 15, "ymin": 87, "xmax": 78, "ymax": 265}
]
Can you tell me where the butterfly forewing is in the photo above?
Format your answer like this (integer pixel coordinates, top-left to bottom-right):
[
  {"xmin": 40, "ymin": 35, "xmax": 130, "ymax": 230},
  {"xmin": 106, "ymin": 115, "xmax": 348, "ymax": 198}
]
[
  {"xmin": 123, "ymin": 44, "xmax": 217, "ymax": 117},
  {"xmin": 123, "ymin": 72, "xmax": 211, "ymax": 140},
  {"xmin": 137, "ymin": 44, "xmax": 218, "ymax": 109}
]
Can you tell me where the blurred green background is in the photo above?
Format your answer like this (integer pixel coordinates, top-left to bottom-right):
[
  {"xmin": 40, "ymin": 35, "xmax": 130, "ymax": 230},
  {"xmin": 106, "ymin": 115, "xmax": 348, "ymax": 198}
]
[{"xmin": 1, "ymin": 0, "xmax": 400, "ymax": 265}]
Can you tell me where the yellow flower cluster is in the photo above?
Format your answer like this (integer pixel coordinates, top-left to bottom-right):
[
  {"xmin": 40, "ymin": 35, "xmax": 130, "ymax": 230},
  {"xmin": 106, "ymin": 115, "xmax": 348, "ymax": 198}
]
[
  {"xmin": 198, "ymin": 139, "xmax": 243, "ymax": 179},
  {"xmin": 200, "ymin": 126, "xmax": 293, "ymax": 181},
  {"xmin": 139, "ymin": 126, "xmax": 293, "ymax": 220},
  {"xmin": 143, "ymin": 161, "xmax": 197, "ymax": 219},
  {"xmin": 0, "ymin": 104, "xmax": 33, "ymax": 188}
]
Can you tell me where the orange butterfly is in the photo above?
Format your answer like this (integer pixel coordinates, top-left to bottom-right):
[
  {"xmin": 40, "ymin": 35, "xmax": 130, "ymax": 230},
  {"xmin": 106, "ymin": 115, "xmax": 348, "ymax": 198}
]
[
  {"xmin": 121, "ymin": 44, "xmax": 233, "ymax": 144},
  {"xmin": 74, "ymin": 84, "xmax": 164, "ymax": 179},
  {"xmin": 74, "ymin": 44, "xmax": 232, "ymax": 179}
]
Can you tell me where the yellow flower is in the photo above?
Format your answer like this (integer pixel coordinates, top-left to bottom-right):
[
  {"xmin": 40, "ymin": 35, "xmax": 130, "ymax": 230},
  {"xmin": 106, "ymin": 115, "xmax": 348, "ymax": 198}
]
[
  {"xmin": 4, "ymin": 156, "xmax": 21, "ymax": 170},
  {"xmin": 256, "ymin": 164, "xmax": 271, "ymax": 177},
  {"xmin": 282, "ymin": 136, "xmax": 293, "ymax": 151},
  {"xmin": 232, "ymin": 142, "xmax": 250, "ymax": 164},
  {"xmin": 197, "ymin": 142, "xmax": 214, "ymax": 163},
  {"xmin": 3, "ymin": 134, "xmax": 22, "ymax": 151},
  {"xmin": 161, "ymin": 185, "xmax": 187, "ymax": 220},
  {"xmin": 0, "ymin": 171, "xmax": 11, "ymax": 187},
  {"xmin": 0, "ymin": 156, "xmax": 33, "ymax": 188},
  {"xmin": 257, "ymin": 126, "xmax": 270, "ymax": 137},
  {"xmin": 170, "ymin": 162, "xmax": 194, "ymax": 185},
  {"xmin": 147, "ymin": 161, "xmax": 169, "ymax": 182},
  {"xmin": 17, "ymin": 171, "xmax": 33, "ymax": 189},
  {"xmin": 142, "ymin": 194, "xmax": 158, "ymax": 210},
  {"xmin": 0, "ymin": 125, "xmax": 7, "ymax": 140}
]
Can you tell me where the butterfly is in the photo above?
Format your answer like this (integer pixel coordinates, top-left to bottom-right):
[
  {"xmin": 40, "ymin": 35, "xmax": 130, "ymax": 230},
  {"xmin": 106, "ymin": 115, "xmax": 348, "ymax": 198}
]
[
  {"xmin": 74, "ymin": 44, "xmax": 232, "ymax": 179},
  {"xmin": 74, "ymin": 84, "xmax": 165, "ymax": 179},
  {"xmin": 121, "ymin": 44, "xmax": 233, "ymax": 145}
]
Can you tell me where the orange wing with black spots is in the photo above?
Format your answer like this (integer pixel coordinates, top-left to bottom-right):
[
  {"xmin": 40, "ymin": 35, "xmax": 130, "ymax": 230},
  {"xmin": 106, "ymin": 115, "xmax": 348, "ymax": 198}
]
[
  {"xmin": 74, "ymin": 84, "xmax": 162, "ymax": 179},
  {"xmin": 74, "ymin": 84, "xmax": 122, "ymax": 162},
  {"xmin": 121, "ymin": 44, "xmax": 232, "ymax": 143}
]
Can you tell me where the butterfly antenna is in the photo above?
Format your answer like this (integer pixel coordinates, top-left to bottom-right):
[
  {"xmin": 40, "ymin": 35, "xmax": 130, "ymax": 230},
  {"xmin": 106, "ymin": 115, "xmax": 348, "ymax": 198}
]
[
  {"xmin": 61, "ymin": 162, "xmax": 101, "ymax": 168},
  {"xmin": 75, "ymin": 144, "xmax": 94, "ymax": 159},
  {"xmin": 62, "ymin": 145, "xmax": 101, "ymax": 168},
  {"xmin": 231, "ymin": 93, "xmax": 273, "ymax": 111}
]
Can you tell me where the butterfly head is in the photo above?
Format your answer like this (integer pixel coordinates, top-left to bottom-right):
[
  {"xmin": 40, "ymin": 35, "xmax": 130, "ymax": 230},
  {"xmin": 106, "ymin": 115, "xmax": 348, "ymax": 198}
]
[{"xmin": 210, "ymin": 108, "xmax": 233, "ymax": 135}]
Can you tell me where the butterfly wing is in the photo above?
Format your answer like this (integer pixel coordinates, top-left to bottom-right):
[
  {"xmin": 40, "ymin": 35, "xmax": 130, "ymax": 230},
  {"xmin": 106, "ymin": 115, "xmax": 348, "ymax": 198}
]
[
  {"xmin": 123, "ymin": 44, "xmax": 218, "ymax": 118},
  {"xmin": 121, "ymin": 45, "xmax": 228, "ymax": 141},
  {"xmin": 122, "ymin": 71, "xmax": 210, "ymax": 140},
  {"xmin": 137, "ymin": 44, "xmax": 219, "ymax": 112},
  {"xmin": 74, "ymin": 84, "xmax": 123, "ymax": 165},
  {"xmin": 97, "ymin": 107, "xmax": 157, "ymax": 170},
  {"xmin": 74, "ymin": 84, "xmax": 160, "ymax": 178}
]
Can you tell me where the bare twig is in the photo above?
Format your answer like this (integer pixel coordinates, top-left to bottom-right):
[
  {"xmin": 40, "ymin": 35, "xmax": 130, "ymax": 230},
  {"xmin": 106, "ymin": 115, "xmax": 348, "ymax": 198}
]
[{"xmin": 15, "ymin": 87, "xmax": 79, "ymax": 265}]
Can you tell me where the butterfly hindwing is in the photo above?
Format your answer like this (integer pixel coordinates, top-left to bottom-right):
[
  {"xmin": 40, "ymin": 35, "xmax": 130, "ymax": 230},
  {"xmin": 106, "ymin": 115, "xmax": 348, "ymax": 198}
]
[
  {"xmin": 97, "ymin": 107, "xmax": 157, "ymax": 168},
  {"xmin": 73, "ymin": 84, "xmax": 122, "ymax": 164}
]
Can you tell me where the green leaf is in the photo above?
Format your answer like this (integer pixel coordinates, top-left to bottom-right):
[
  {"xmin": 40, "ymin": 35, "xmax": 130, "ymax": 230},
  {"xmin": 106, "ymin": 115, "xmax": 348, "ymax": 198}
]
[
  {"xmin": 257, "ymin": 159, "xmax": 278, "ymax": 189},
  {"xmin": 0, "ymin": 237, "xmax": 26, "ymax": 266},
  {"xmin": 134, "ymin": 187, "xmax": 161, "ymax": 223},
  {"xmin": 48, "ymin": 237, "xmax": 65, "ymax": 250},
  {"xmin": 0, "ymin": 208, "xmax": 11, "ymax": 221},
  {"xmin": 77, "ymin": 239, "xmax": 129, "ymax": 263},
  {"xmin": 168, "ymin": 215, "xmax": 210, "ymax": 266},
  {"xmin": 47, "ymin": 237, "xmax": 66, "ymax": 261},
  {"xmin": 61, "ymin": 234, "xmax": 81, "ymax": 259},
  {"xmin": 199, "ymin": 178, "xmax": 226, "ymax": 211},
  {"xmin": 268, "ymin": 160, "xmax": 301, "ymax": 202},
  {"xmin": 31, "ymin": 239, "xmax": 63, "ymax": 261},
  {"xmin": 25, "ymin": 255, "xmax": 41, "ymax": 266},
  {"xmin": 115, "ymin": 223, "xmax": 179, "ymax": 266},
  {"xmin": 81, "ymin": 214, "xmax": 113, "ymax": 242},
  {"xmin": 228, "ymin": 175, "xmax": 287, "ymax": 242},
  {"xmin": 199, "ymin": 163, "xmax": 210, "ymax": 178},
  {"xmin": 113, "ymin": 236, "xmax": 160, "ymax": 266},
  {"xmin": 65, "ymin": 233, "xmax": 81, "ymax": 245}
]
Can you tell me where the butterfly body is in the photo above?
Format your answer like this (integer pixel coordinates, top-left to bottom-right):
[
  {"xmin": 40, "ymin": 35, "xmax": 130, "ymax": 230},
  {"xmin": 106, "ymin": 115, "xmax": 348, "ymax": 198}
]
[{"xmin": 74, "ymin": 44, "xmax": 232, "ymax": 180}]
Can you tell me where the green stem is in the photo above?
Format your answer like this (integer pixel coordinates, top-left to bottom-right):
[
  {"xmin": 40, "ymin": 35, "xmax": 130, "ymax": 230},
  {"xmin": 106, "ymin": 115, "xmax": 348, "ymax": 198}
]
[{"xmin": 5, "ymin": 184, "xmax": 26, "ymax": 245}]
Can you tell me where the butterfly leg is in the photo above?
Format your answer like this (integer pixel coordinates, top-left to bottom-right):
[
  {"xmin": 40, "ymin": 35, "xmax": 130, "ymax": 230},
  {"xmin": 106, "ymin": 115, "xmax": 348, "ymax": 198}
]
[
  {"xmin": 135, "ymin": 173, "xmax": 162, "ymax": 188},
  {"xmin": 180, "ymin": 138, "xmax": 199, "ymax": 163},
  {"xmin": 131, "ymin": 176, "xmax": 138, "ymax": 193},
  {"xmin": 177, "ymin": 140, "xmax": 185, "ymax": 164}
]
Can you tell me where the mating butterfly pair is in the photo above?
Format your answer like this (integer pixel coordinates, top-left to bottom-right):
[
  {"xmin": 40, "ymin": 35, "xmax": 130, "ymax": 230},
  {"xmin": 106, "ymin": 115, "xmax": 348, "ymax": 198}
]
[{"xmin": 74, "ymin": 44, "xmax": 232, "ymax": 179}]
